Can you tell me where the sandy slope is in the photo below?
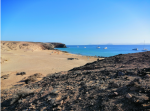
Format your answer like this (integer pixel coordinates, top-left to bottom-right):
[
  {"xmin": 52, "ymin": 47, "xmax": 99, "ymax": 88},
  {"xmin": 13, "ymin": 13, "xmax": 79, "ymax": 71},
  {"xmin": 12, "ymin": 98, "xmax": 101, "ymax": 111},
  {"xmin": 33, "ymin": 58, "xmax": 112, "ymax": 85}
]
[{"xmin": 1, "ymin": 41, "xmax": 98, "ymax": 90}]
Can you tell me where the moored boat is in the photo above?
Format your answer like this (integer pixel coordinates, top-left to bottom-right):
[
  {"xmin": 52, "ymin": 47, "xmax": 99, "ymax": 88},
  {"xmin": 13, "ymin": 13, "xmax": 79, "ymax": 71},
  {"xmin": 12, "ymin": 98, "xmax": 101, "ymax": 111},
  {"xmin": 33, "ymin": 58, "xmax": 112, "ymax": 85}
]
[
  {"xmin": 132, "ymin": 48, "xmax": 138, "ymax": 50},
  {"xmin": 142, "ymin": 48, "xmax": 148, "ymax": 51}
]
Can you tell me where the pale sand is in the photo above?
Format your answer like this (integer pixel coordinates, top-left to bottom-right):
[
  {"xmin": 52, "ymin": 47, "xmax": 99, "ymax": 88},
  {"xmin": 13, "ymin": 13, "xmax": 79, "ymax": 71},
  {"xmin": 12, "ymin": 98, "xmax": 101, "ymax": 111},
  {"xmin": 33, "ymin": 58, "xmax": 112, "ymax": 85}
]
[{"xmin": 1, "ymin": 49, "xmax": 98, "ymax": 90}]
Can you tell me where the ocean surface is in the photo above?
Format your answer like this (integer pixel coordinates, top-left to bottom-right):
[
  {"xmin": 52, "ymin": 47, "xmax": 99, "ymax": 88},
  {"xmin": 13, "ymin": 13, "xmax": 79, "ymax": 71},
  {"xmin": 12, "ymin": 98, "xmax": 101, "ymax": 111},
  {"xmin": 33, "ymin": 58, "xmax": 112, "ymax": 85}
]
[{"xmin": 55, "ymin": 45, "xmax": 150, "ymax": 57}]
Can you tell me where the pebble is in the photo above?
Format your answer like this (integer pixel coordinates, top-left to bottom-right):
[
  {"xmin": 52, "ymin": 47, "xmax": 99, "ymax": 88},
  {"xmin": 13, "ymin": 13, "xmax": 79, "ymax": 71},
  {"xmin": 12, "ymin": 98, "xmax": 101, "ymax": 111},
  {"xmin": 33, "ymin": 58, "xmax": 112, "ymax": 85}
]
[
  {"xmin": 60, "ymin": 100, "xmax": 64, "ymax": 105},
  {"xmin": 99, "ymin": 80, "xmax": 104, "ymax": 84},
  {"xmin": 111, "ymin": 82, "xmax": 119, "ymax": 88},
  {"xmin": 78, "ymin": 97, "xmax": 81, "ymax": 100},
  {"xmin": 126, "ymin": 93, "xmax": 132, "ymax": 99},
  {"xmin": 145, "ymin": 74, "xmax": 150, "ymax": 78},
  {"xmin": 130, "ymin": 86, "xmax": 139, "ymax": 91},
  {"xmin": 47, "ymin": 96, "xmax": 51, "ymax": 101},
  {"xmin": 57, "ymin": 106, "xmax": 62, "ymax": 110},
  {"xmin": 113, "ymin": 92, "xmax": 118, "ymax": 96},
  {"xmin": 118, "ymin": 71, "xmax": 124, "ymax": 76}
]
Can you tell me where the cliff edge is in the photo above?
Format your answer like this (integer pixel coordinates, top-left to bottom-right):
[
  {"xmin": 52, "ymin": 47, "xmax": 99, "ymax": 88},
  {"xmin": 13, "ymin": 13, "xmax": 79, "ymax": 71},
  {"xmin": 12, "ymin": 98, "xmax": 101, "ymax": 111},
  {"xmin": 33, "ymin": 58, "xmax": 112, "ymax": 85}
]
[{"xmin": 50, "ymin": 43, "xmax": 67, "ymax": 48}]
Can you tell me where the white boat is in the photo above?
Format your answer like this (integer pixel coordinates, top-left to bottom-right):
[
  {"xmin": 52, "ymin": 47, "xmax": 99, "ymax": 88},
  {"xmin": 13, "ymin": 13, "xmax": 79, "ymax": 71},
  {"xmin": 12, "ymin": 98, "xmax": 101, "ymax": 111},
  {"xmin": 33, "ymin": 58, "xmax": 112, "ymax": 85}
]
[
  {"xmin": 142, "ymin": 48, "xmax": 148, "ymax": 51},
  {"xmin": 103, "ymin": 47, "xmax": 107, "ymax": 49},
  {"xmin": 84, "ymin": 47, "xmax": 86, "ymax": 48},
  {"xmin": 142, "ymin": 41, "xmax": 148, "ymax": 51},
  {"xmin": 132, "ymin": 48, "xmax": 138, "ymax": 50},
  {"xmin": 97, "ymin": 46, "xmax": 100, "ymax": 48}
]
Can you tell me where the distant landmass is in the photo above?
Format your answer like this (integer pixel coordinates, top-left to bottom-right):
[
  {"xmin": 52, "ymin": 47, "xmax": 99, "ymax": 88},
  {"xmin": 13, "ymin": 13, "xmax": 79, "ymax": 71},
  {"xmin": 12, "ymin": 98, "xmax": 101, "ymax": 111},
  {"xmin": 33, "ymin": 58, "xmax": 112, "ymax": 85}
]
[
  {"xmin": 88, "ymin": 43, "xmax": 113, "ymax": 45},
  {"xmin": 88, "ymin": 43, "xmax": 150, "ymax": 45}
]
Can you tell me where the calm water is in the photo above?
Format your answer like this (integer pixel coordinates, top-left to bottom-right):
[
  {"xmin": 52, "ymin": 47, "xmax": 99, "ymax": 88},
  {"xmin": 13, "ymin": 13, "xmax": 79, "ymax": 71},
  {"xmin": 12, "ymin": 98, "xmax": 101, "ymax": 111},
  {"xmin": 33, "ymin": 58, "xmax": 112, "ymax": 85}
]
[{"xmin": 56, "ymin": 45, "xmax": 150, "ymax": 57}]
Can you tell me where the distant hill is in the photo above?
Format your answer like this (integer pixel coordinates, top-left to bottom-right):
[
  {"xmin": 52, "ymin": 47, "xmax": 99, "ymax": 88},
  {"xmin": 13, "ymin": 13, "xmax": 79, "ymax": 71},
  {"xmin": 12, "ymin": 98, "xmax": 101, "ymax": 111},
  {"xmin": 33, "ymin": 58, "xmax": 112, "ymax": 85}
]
[{"xmin": 1, "ymin": 41, "xmax": 66, "ymax": 52}]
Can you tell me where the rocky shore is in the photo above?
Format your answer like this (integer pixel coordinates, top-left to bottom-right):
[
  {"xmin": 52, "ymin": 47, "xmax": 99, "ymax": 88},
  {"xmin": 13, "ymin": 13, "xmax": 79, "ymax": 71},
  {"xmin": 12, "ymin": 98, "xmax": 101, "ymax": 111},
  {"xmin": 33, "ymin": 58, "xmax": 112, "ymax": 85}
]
[
  {"xmin": 50, "ymin": 43, "xmax": 67, "ymax": 48},
  {"xmin": 1, "ymin": 51, "xmax": 150, "ymax": 111}
]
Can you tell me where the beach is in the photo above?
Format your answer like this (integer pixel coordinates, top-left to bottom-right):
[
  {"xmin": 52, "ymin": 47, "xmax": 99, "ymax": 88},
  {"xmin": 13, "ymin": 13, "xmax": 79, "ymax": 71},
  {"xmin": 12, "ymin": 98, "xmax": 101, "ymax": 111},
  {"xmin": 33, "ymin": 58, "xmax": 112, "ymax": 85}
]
[
  {"xmin": 1, "ymin": 41, "xmax": 150, "ymax": 111},
  {"xmin": 1, "ymin": 41, "xmax": 98, "ymax": 90}
]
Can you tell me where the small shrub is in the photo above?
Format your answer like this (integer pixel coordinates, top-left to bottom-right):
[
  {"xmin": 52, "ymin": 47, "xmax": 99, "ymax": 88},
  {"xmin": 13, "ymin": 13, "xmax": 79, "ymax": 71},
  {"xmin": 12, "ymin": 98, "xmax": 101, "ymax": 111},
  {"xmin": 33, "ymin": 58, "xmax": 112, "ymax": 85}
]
[
  {"xmin": 16, "ymin": 72, "xmax": 26, "ymax": 75},
  {"xmin": 25, "ymin": 77, "xmax": 37, "ymax": 84},
  {"xmin": 24, "ymin": 73, "xmax": 43, "ymax": 84},
  {"xmin": 1, "ymin": 74, "xmax": 9, "ymax": 79}
]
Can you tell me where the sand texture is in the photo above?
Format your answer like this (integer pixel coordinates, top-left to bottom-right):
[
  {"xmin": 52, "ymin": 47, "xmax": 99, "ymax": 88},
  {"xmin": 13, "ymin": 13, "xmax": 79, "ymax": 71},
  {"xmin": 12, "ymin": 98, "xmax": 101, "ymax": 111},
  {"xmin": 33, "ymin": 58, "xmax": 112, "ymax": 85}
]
[{"xmin": 1, "ymin": 41, "xmax": 97, "ymax": 90}]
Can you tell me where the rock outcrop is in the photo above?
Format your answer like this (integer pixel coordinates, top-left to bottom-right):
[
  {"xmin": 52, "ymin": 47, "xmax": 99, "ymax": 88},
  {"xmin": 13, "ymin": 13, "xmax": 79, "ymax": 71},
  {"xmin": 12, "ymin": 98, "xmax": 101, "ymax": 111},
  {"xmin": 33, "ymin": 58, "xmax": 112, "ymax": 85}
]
[{"xmin": 50, "ymin": 43, "xmax": 67, "ymax": 48}]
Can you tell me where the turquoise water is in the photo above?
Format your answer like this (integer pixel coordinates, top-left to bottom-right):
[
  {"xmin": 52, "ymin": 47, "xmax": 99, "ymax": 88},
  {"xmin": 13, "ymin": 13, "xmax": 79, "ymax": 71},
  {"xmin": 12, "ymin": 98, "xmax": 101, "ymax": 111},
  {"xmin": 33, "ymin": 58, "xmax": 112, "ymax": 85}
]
[{"xmin": 56, "ymin": 45, "xmax": 150, "ymax": 57}]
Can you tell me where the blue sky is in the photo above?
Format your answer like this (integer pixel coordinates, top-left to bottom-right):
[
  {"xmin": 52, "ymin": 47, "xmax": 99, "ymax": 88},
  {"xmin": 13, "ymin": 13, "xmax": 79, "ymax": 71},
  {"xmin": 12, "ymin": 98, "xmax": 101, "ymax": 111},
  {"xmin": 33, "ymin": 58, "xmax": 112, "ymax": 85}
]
[{"xmin": 1, "ymin": 0, "xmax": 150, "ymax": 45}]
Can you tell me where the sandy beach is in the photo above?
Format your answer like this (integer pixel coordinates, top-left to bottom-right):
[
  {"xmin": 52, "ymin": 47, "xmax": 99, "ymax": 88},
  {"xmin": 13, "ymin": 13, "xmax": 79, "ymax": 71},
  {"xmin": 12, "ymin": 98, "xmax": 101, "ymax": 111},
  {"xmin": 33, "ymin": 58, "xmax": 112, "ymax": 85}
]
[{"xmin": 1, "ymin": 41, "xmax": 98, "ymax": 90}]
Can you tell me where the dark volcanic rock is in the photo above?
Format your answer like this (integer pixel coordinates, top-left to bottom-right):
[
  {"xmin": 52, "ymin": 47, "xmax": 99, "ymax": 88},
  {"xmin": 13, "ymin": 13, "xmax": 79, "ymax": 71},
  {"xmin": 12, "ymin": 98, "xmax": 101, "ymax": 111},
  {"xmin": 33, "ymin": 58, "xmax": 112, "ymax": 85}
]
[
  {"xmin": 67, "ymin": 58, "xmax": 78, "ymax": 60},
  {"xmin": 16, "ymin": 72, "xmax": 26, "ymax": 75},
  {"xmin": 1, "ymin": 51, "xmax": 150, "ymax": 111},
  {"xmin": 24, "ymin": 73, "xmax": 43, "ymax": 84},
  {"xmin": 1, "ymin": 74, "xmax": 9, "ymax": 79},
  {"xmin": 50, "ymin": 43, "xmax": 67, "ymax": 48}
]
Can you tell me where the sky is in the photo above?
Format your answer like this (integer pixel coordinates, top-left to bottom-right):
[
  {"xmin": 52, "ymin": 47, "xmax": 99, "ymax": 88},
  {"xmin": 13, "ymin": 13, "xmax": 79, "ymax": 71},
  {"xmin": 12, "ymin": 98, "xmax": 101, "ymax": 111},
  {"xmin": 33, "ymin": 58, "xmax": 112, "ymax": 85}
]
[{"xmin": 1, "ymin": 0, "xmax": 150, "ymax": 45}]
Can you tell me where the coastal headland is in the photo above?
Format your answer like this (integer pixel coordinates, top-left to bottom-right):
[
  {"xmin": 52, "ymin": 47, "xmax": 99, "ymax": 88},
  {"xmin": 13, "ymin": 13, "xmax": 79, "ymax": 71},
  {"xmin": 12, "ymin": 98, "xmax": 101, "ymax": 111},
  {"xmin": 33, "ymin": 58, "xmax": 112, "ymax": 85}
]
[{"xmin": 1, "ymin": 41, "xmax": 150, "ymax": 111}]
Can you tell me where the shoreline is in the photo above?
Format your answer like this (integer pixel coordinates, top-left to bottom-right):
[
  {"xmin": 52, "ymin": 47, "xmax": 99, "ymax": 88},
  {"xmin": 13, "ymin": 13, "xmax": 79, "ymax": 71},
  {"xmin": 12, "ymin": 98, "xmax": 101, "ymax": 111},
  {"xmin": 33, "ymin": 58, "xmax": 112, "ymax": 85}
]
[
  {"xmin": 55, "ymin": 45, "xmax": 150, "ymax": 58},
  {"xmin": 55, "ymin": 48, "xmax": 107, "ymax": 58}
]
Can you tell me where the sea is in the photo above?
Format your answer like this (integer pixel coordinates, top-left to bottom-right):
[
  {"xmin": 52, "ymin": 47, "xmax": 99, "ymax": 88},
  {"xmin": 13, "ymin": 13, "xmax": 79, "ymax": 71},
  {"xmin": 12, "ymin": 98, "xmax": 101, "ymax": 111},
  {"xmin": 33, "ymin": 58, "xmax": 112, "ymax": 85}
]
[{"xmin": 55, "ymin": 45, "xmax": 150, "ymax": 57}]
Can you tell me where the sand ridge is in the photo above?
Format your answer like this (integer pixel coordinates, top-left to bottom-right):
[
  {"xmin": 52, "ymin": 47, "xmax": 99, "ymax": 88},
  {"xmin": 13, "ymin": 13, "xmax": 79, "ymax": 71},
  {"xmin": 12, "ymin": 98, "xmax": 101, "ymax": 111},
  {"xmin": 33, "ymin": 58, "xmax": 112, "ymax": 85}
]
[{"xmin": 1, "ymin": 41, "xmax": 55, "ymax": 52}]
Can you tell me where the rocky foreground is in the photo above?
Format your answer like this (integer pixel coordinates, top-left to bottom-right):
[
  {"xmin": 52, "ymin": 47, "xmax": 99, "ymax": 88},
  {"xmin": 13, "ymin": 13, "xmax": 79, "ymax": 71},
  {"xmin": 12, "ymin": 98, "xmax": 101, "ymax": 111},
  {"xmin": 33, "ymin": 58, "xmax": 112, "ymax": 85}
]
[{"xmin": 1, "ymin": 51, "xmax": 150, "ymax": 111}]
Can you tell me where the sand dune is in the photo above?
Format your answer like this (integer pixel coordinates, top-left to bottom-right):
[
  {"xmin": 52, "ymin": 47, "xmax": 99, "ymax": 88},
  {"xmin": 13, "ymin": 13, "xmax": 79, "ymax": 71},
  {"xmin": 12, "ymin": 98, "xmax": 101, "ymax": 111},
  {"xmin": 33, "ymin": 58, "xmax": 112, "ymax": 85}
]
[{"xmin": 1, "ymin": 41, "xmax": 55, "ymax": 52}]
